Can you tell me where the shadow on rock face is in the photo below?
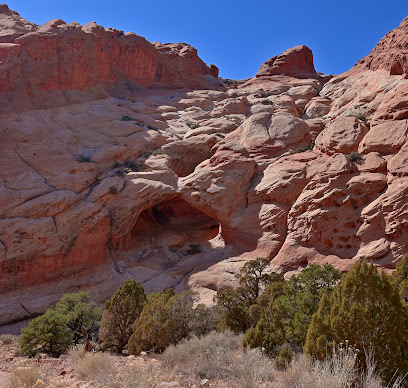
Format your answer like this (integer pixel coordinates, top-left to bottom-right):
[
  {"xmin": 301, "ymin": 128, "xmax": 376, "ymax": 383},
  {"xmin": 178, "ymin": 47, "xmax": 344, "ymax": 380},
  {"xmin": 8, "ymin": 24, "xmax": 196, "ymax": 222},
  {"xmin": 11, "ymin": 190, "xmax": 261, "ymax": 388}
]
[{"xmin": 127, "ymin": 196, "xmax": 220, "ymax": 251}]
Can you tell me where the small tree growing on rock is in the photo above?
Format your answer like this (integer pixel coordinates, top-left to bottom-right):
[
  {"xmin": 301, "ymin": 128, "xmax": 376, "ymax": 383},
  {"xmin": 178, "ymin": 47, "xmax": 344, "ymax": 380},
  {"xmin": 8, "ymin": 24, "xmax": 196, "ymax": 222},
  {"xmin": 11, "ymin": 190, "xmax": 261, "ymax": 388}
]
[{"xmin": 99, "ymin": 279, "xmax": 147, "ymax": 353}]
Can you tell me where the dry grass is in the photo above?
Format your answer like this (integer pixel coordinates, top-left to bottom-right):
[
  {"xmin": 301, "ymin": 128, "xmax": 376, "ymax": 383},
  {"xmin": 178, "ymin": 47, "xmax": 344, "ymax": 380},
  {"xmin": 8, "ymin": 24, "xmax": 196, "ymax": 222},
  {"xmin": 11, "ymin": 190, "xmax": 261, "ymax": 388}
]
[
  {"xmin": 75, "ymin": 352, "xmax": 116, "ymax": 383},
  {"xmin": 74, "ymin": 352, "xmax": 172, "ymax": 387},
  {"xmin": 278, "ymin": 348, "xmax": 404, "ymax": 388},
  {"xmin": 0, "ymin": 334, "xmax": 18, "ymax": 345},
  {"xmin": 230, "ymin": 348, "xmax": 275, "ymax": 388},
  {"xmin": 8, "ymin": 367, "xmax": 44, "ymax": 388},
  {"xmin": 68, "ymin": 344, "xmax": 87, "ymax": 361},
  {"xmin": 161, "ymin": 331, "xmax": 275, "ymax": 387},
  {"xmin": 107, "ymin": 362, "xmax": 172, "ymax": 388}
]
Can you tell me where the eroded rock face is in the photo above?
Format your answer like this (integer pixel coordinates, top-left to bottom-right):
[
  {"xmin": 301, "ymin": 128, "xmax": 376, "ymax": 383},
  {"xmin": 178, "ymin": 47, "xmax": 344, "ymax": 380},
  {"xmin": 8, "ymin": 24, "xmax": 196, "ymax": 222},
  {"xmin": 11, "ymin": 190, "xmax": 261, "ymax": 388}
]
[
  {"xmin": 315, "ymin": 116, "xmax": 368, "ymax": 155},
  {"xmin": 256, "ymin": 45, "xmax": 317, "ymax": 79},
  {"xmin": 1, "ymin": 7, "xmax": 408, "ymax": 330},
  {"xmin": 0, "ymin": 8, "xmax": 218, "ymax": 114},
  {"xmin": 356, "ymin": 16, "xmax": 408, "ymax": 76}
]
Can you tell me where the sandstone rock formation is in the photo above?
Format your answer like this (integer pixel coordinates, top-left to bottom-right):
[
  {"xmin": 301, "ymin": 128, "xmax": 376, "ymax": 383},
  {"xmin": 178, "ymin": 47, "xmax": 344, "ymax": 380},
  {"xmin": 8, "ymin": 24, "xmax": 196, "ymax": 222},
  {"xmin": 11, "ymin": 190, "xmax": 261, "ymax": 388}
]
[
  {"xmin": 356, "ymin": 16, "xmax": 408, "ymax": 76},
  {"xmin": 0, "ymin": 5, "xmax": 408, "ymax": 331}
]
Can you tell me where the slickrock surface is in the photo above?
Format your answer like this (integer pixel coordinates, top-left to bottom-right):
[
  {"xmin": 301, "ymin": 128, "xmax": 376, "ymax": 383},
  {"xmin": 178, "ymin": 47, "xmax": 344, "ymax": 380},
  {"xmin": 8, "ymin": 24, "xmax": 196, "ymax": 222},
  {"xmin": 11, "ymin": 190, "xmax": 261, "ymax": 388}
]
[{"xmin": 0, "ymin": 5, "xmax": 408, "ymax": 330}]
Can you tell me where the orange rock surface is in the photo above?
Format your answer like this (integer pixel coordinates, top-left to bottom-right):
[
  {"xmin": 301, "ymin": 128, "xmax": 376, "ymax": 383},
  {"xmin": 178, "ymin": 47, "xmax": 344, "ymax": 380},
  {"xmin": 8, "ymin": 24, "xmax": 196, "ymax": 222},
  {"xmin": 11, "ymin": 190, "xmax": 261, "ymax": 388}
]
[{"xmin": 0, "ymin": 5, "xmax": 408, "ymax": 330}]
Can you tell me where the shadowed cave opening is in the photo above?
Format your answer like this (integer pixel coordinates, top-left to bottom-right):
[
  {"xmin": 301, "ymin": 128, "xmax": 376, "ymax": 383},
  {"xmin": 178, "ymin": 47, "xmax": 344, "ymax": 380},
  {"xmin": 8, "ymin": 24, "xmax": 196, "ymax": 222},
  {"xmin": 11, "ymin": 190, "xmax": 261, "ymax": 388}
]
[{"xmin": 128, "ymin": 197, "xmax": 220, "ymax": 252}]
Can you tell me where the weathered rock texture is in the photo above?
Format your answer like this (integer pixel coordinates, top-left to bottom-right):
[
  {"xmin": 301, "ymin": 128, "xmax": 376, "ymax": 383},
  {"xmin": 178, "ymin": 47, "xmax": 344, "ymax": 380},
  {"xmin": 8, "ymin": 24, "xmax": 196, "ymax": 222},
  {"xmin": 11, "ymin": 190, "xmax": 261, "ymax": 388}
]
[
  {"xmin": 356, "ymin": 16, "xmax": 408, "ymax": 76},
  {"xmin": 0, "ymin": 5, "xmax": 408, "ymax": 331}
]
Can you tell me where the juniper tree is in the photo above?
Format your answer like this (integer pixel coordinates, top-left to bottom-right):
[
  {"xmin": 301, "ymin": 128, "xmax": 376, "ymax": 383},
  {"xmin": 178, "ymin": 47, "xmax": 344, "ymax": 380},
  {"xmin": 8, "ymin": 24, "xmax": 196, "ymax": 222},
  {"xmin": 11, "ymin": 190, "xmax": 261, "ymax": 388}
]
[
  {"xmin": 99, "ymin": 279, "xmax": 147, "ymax": 353},
  {"xmin": 305, "ymin": 260, "xmax": 408, "ymax": 382}
]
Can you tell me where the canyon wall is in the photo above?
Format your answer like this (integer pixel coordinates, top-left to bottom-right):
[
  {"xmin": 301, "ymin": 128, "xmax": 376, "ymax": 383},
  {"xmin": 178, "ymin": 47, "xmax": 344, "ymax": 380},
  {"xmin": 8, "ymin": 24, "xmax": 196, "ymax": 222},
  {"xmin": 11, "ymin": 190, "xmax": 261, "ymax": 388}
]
[{"xmin": 0, "ymin": 6, "xmax": 407, "ymax": 330}]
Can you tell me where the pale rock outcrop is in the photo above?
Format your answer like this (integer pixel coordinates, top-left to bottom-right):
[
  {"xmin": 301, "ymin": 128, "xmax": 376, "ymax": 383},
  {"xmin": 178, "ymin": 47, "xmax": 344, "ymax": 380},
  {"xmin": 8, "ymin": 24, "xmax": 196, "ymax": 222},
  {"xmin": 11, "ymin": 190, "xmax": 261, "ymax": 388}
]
[
  {"xmin": 388, "ymin": 142, "xmax": 408, "ymax": 175},
  {"xmin": 178, "ymin": 143, "xmax": 256, "ymax": 225},
  {"xmin": 304, "ymin": 97, "xmax": 332, "ymax": 118},
  {"xmin": 359, "ymin": 120, "xmax": 408, "ymax": 155},
  {"xmin": 315, "ymin": 116, "xmax": 368, "ymax": 155},
  {"xmin": 356, "ymin": 16, "xmax": 408, "ymax": 76},
  {"xmin": 162, "ymin": 135, "xmax": 218, "ymax": 177},
  {"xmin": 248, "ymin": 158, "xmax": 308, "ymax": 206}
]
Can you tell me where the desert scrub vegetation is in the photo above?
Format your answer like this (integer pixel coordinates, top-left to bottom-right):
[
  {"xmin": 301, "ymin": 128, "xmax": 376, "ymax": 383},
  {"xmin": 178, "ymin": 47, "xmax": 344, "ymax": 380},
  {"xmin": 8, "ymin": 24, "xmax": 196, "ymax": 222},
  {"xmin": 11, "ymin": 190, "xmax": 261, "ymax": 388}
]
[
  {"xmin": 348, "ymin": 151, "xmax": 364, "ymax": 162},
  {"xmin": 99, "ymin": 279, "xmax": 147, "ymax": 353},
  {"xmin": 19, "ymin": 291, "xmax": 101, "ymax": 357},
  {"xmin": 75, "ymin": 352, "xmax": 115, "ymax": 383},
  {"xmin": 305, "ymin": 259, "xmax": 408, "ymax": 382},
  {"xmin": 186, "ymin": 121, "xmax": 200, "ymax": 129},
  {"xmin": 161, "ymin": 331, "xmax": 275, "ymax": 386},
  {"xmin": 119, "ymin": 115, "xmax": 136, "ymax": 121},
  {"xmin": 11, "ymin": 256, "xmax": 408, "ymax": 385},
  {"xmin": 8, "ymin": 367, "xmax": 44, "ymax": 388},
  {"xmin": 186, "ymin": 243, "xmax": 201, "ymax": 255},
  {"xmin": 348, "ymin": 112, "xmax": 368, "ymax": 122},
  {"xmin": 0, "ymin": 334, "xmax": 18, "ymax": 345},
  {"xmin": 113, "ymin": 159, "xmax": 153, "ymax": 175},
  {"xmin": 288, "ymin": 141, "xmax": 315, "ymax": 155},
  {"xmin": 74, "ymin": 352, "xmax": 169, "ymax": 388},
  {"xmin": 218, "ymin": 77, "xmax": 247, "ymax": 87},
  {"xmin": 75, "ymin": 154, "xmax": 91, "ymax": 163},
  {"xmin": 128, "ymin": 289, "xmax": 219, "ymax": 355},
  {"xmin": 279, "ymin": 348, "xmax": 405, "ymax": 388}
]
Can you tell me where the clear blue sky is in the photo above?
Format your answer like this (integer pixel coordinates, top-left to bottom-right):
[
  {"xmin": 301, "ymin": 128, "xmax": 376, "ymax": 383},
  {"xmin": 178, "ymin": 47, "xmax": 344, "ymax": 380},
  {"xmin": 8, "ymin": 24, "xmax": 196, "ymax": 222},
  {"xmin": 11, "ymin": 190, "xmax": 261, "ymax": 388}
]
[{"xmin": 6, "ymin": 0, "xmax": 408, "ymax": 79}]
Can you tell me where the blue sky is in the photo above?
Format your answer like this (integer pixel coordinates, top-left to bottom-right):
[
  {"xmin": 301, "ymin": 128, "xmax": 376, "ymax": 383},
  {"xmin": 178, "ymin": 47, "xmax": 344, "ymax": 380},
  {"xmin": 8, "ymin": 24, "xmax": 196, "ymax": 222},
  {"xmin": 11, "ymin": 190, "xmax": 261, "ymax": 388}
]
[{"xmin": 6, "ymin": 0, "xmax": 408, "ymax": 79}]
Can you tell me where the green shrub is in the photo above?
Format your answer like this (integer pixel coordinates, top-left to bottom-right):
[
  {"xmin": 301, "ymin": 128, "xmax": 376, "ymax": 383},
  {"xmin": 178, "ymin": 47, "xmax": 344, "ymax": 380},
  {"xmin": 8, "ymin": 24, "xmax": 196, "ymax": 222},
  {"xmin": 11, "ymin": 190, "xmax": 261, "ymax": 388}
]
[
  {"xmin": 243, "ymin": 263, "xmax": 340, "ymax": 355},
  {"xmin": 305, "ymin": 260, "xmax": 408, "ymax": 382},
  {"xmin": 186, "ymin": 243, "xmax": 201, "ymax": 255},
  {"xmin": 188, "ymin": 304, "xmax": 221, "ymax": 337},
  {"xmin": 128, "ymin": 289, "xmax": 198, "ymax": 355},
  {"xmin": 113, "ymin": 159, "xmax": 151, "ymax": 176},
  {"xmin": 391, "ymin": 255, "xmax": 408, "ymax": 303},
  {"xmin": 99, "ymin": 279, "xmax": 147, "ymax": 353},
  {"xmin": 186, "ymin": 122, "xmax": 200, "ymax": 129},
  {"xmin": 214, "ymin": 258, "xmax": 283, "ymax": 333},
  {"xmin": 349, "ymin": 113, "xmax": 367, "ymax": 122},
  {"xmin": 120, "ymin": 115, "xmax": 136, "ymax": 121},
  {"xmin": 289, "ymin": 141, "xmax": 315, "ymax": 155},
  {"xmin": 19, "ymin": 309, "xmax": 73, "ymax": 357},
  {"xmin": 274, "ymin": 344, "xmax": 294, "ymax": 370},
  {"xmin": 75, "ymin": 155, "xmax": 91, "ymax": 163},
  {"xmin": 55, "ymin": 291, "xmax": 102, "ymax": 346},
  {"xmin": 348, "ymin": 151, "xmax": 363, "ymax": 162},
  {"xmin": 218, "ymin": 78, "xmax": 246, "ymax": 87}
]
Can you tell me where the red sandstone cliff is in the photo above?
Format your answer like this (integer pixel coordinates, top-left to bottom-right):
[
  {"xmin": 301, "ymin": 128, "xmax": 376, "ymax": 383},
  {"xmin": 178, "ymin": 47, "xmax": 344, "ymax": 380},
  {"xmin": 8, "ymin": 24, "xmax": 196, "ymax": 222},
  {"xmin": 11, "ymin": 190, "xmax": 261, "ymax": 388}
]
[
  {"xmin": 0, "ymin": 5, "xmax": 408, "ymax": 331},
  {"xmin": 0, "ymin": 4, "xmax": 218, "ymax": 113}
]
